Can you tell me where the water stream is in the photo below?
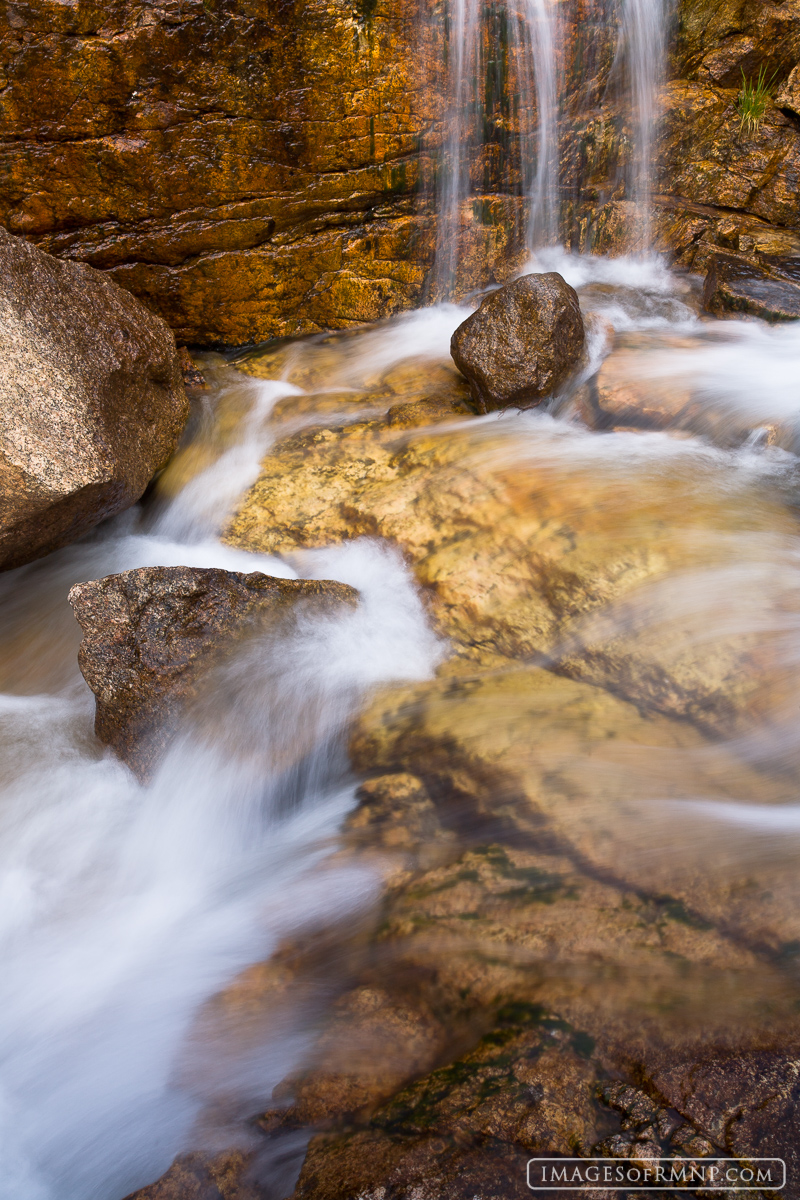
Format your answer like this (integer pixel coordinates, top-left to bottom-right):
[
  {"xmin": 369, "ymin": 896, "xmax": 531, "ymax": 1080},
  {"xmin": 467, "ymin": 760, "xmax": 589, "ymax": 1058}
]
[
  {"xmin": 2, "ymin": 257, "xmax": 800, "ymax": 1195},
  {"xmin": 2, "ymin": 0, "xmax": 800, "ymax": 1192}
]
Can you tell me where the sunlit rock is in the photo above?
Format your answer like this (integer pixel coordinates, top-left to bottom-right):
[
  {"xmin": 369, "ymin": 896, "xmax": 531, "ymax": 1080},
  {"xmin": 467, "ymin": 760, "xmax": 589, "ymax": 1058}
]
[
  {"xmin": 227, "ymin": 391, "xmax": 796, "ymax": 735},
  {"xmin": 69, "ymin": 566, "xmax": 357, "ymax": 782},
  {"xmin": 0, "ymin": 228, "xmax": 188, "ymax": 572},
  {"xmin": 450, "ymin": 273, "xmax": 585, "ymax": 412}
]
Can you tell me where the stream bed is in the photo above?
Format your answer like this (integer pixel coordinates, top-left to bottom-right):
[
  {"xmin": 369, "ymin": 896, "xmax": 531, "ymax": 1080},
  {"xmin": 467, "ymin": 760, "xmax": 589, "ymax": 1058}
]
[{"xmin": 2, "ymin": 253, "xmax": 800, "ymax": 1199}]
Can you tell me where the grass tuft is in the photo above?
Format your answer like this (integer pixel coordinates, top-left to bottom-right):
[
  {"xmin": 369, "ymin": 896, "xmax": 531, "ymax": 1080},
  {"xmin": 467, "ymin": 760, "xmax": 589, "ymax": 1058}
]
[{"xmin": 737, "ymin": 65, "xmax": 777, "ymax": 135}]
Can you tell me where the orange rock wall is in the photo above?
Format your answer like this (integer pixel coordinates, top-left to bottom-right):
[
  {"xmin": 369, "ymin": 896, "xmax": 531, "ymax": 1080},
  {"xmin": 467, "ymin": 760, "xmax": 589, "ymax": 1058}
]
[{"xmin": 0, "ymin": 0, "xmax": 445, "ymax": 344}]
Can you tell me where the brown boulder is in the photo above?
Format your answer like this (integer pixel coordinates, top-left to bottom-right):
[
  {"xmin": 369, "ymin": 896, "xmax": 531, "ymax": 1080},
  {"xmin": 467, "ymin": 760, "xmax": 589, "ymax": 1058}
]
[
  {"xmin": 0, "ymin": 228, "xmax": 188, "ymax": 571},
  {"xmin": 69, "ymin": 566, "xmax": 357, "ymax": 782},
  {"xmin": 450, "ymin": 273, "xmax": 585, "ymax": 412},
  {"xmin": 122, "ymin": 1150, "xmax": 261, "ymax": 1200}
]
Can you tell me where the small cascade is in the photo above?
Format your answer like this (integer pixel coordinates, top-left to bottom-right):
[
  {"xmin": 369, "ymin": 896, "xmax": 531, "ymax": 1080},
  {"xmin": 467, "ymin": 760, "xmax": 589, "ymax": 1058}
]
[
  {"xmin": 433, "ymin": 0, "xmax": 561, "ymax": 298},
  {"xmin": 616, "ymin": 0, "xmax": 669, "ymax": 244},
  {"xmin": 432, "ymin": 0, "xmax": 671, "ymax": 291},
  {"xmin": 519, "ymin": 0, "xmax": 561, "ymax": 250}
]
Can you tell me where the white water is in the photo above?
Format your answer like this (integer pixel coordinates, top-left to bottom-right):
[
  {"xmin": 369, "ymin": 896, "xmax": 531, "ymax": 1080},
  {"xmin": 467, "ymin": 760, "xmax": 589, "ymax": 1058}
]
[
  {"xmin": 520, "ymin": 0, "xmax": 561, "ymax": 249},
  {"xmin": 0, "ymin": 361, "xmax": 445, "ymax": 1198},
  {"xmin": 619, "ymin": 0, "xmax": 669, "ymax": 241}
]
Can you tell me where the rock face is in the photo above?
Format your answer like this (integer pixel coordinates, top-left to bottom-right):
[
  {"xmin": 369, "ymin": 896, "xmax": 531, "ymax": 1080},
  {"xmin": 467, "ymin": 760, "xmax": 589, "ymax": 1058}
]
[
  {"xmin": 0, "ymin": 0, "xmax": 448, "ymax": 346},
  {"xmin": 776, "ymin": 63, "xmax": 800, "ymax": 117},
  {"xmin": 0, "ymin": 229, "xmax": 188, "ymax": 572},
  {"xmin": 450, "ymin": 274, "xmax": 585, "ymax": 412},
  {"xmin": 702, "ymin": 252, "xmax": 800, "ymax": 320},
  {"xmin": 2, "ymin": 0, "xmax": 797, "ymax": 339},
  {"xmin": 69, "ymin": 566, "xmax": 357, "ymax": 782}
]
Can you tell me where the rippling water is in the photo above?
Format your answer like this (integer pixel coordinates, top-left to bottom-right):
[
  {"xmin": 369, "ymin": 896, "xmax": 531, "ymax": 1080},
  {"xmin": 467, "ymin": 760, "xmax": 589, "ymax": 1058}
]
[{"xmin": 2, "ymin": 255, "xmax": 800, "ymax": 1198}]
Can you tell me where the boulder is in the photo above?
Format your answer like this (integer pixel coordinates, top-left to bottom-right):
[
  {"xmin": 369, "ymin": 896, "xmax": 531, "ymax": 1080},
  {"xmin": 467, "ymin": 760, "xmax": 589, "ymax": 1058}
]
[
  {"xmin": 703, "ymin": 252, "xmax": 800, "ymax": 321},
  {"xmin": 450, "ymin": 273, "xmax": 585, "ymax": 412},
  {"xmin": 69, "ymin": 566, "xmax": 357, "ymax": 782},
  {"xmin": 0, "ymin": 228, "xmax": 189, "ymax": 571}
]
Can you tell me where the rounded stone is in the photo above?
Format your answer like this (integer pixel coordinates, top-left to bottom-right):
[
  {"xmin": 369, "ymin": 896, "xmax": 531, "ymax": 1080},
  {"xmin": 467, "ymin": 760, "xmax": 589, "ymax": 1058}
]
[{"xmin": 450, "ymin": 272, "xmax": 585, "ymax": 412}]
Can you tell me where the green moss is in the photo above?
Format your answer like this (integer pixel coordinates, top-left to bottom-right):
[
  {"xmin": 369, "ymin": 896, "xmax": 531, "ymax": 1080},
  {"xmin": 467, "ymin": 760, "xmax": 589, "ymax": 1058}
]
[
  {"xmin": 570, "ymin": 1030, "xmax": 596, "ymax": 1060},
  {"xmin": 655, "ymin": 895, "xmax": 713, "ymax": 931}
]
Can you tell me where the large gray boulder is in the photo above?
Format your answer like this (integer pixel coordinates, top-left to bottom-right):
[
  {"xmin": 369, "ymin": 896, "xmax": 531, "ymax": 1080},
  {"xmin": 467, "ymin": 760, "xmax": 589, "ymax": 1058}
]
[
  {"xmin": 450, "ymin": 273, "xmax": 585, "ymax": 412},
  {"xmin": 0, "ymin": 228, "xmax": 189, "ymax": 571}
]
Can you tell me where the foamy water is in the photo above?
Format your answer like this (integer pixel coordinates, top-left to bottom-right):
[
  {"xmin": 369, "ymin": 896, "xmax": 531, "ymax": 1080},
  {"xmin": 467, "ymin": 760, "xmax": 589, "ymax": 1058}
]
[{"xmin": 0, "ymin": 334, "xmax": 445, "ymax": 1199}]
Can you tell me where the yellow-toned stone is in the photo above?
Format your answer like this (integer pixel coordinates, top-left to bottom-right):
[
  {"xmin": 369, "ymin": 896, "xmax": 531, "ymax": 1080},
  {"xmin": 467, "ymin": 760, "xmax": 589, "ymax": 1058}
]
[{"xmin": 227, "ymin": 388, "xmax": 797, "ymax": 734}]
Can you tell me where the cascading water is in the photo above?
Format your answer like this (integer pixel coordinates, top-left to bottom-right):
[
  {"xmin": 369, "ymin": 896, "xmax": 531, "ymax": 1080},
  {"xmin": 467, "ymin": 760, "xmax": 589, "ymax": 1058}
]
[
  {"xmin": 433, "ymin": 0, "xmax": 671, "ymax": 292},
  {"xmin": 0, "ymin": 356, "xmax": 445, "ymax": 1200},
  {"xmin": 520, "ymin": 0, "xmax": 561, "ymax": 250},
  {"xmin": 4, "ymin": 275, "xmax": 800, "ymax": 1197},
  {"xmin": 433, "ymin": 0, "xmax": 563, "ymax": 296},
  {"xmin": 615, "ymin": 0, "xmax": 669, "ymax": 243},
  {"xmin": 4, "ymin": 0, "xmax": 800, "ymax": 1195}
]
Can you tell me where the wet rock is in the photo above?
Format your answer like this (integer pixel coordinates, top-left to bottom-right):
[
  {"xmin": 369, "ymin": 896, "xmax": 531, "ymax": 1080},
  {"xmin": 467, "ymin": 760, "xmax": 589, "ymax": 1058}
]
[
  {"xmin": 0, "ymin": 228, "xmax": 188, "ymax": 572},
  {"xmin": 178, "ymin": 347, "xmax": 207, "ymax": 392},
  {"xmin": 122, "ymin": 1150, "xmax": 261, "ymax": 1200},
  {"xmin": 776, "ymin": 64, "xmax": 800, "ymax": 118},
  {"xmin": 69, "ymin": 566, "xmax": 357, "ymax": 782},
  {"xmin": 703, "ymin": 252, "xmax": 800, "ymax": 321},
  {"xmin": 293, "ymin": 1023, "xmax": 606, "ymax": 1200},
  {"xmin": 351, "ymin": 664, "xmax": 800, "ymax": 952},
  {"xmin": 264, "ymin": 984, "xmax": 449, "ymax": 1128},
  {"xmin": 275, "ymin": 819, "xmax": 799, "ymax": 1199},
  {"xmin": 648, "ymin": 1050, "xmax": 800, "ymax": 1183},
  {"xmin": 450, "ymin": 273, "xmax": 585, "ymax": 412},
  {"xmin": 592, "ymin": 339, "xmax": 799, "ymax": 449},
  {"xmin": 227, "ymin": 388, "xmax": 795, "ymax": 736},
  {"xmin": 594, "ymin": 352, "xmax": 693, "ymax": 429},
  {"xmin": 0, "ymin": 0, "xmax": 445, "ymax": 344},
  {"xmin": 657, "ymin": 81, "xmax": 800, "ymax": 240}
]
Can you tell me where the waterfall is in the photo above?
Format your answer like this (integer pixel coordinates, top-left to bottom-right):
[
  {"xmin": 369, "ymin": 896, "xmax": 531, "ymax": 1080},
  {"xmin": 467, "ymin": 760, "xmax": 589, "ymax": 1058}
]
[
  {"xmin": 520, "ymin": 0, "xmax": 560, "ymax": 251},
  {"xmin": 432, "ymin": 0, "xmax": 670, "ymax": 290},
  {"xmin": 434, "ymin": 0, "xmax": 477, "ymax": 297},
  {"xmin": 617, "ymin": 0, "xmax": 669, "ymax": 246}
]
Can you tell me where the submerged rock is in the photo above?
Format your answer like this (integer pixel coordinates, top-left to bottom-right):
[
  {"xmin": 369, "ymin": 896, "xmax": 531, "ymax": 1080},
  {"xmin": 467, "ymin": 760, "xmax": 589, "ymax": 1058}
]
[
  {"xmin": 591, "ymin": 339, "xmax": 799, "ymax": 449},
  {"xmin": 122, "ymin": 1150, "xmax": 261, "ymax": 1200},
  {"xmin": 703, "ymin": 252, "xmax": 800, "ymax": 321},
  {"xmin": 69, "ymin": 566, "xmax": 357, "ymax": 782},
  {"xmin": 0, "ymin": 229, "xmax": 188, "ymax": 572},
  {"xmin": 450, "ymin": 273, "xmax": 585, "ymax": 412},
  {"xmin": 227, "ymin": 390, "xmax": 794, "ymax": 737}
]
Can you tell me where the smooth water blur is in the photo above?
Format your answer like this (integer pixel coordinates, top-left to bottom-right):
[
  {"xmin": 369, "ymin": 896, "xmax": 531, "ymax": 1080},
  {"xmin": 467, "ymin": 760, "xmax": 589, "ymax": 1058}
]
[
  {"xmin": 3, "ymin": 254, "xmax": 800, "ymax": 1197},
  {"xmin": 0, "ymin": 349, "xmax": 445, "ymax": 1198}
]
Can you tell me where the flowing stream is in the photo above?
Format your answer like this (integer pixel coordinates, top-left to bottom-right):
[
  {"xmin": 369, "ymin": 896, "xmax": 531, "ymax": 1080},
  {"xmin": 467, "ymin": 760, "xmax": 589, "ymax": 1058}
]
[
  {"xmin": 2, "ymin": 259, "xmax": 800, "ymax": 1197},
  {"xmin": 3, "ymin": 0, "xmax": 800, "ymax": 1193}
]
